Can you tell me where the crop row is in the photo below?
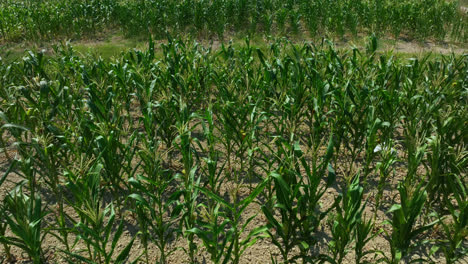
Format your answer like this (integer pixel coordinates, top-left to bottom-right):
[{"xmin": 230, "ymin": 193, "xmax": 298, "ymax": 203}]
[
  {"xmin": 0, "ymin": 38, "xmax": 466, "ymax": 263},
  {"xmin": 0, "ymin": 0, "xmax": 466, "ymax": 42}
]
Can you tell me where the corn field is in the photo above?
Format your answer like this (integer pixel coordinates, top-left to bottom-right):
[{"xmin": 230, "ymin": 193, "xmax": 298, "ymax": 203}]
[
  {"xmin": 0, "ymin": 0, "xmax": 467, "ymax": 41},
  {"xmin": 0, "ymin": 36, "xmax": 466, "ymax": 263}
]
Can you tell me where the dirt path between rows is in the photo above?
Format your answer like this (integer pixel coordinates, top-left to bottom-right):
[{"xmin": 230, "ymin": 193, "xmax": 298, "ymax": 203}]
[{"xmin": 1, "ymin": 34, "xmax": 467, "ymax": 63}]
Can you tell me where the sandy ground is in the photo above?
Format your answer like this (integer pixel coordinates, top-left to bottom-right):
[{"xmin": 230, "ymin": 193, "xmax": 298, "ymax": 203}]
[{"xmin": 1, "ymin": 32, "xmax": 467, "ymax": 63}]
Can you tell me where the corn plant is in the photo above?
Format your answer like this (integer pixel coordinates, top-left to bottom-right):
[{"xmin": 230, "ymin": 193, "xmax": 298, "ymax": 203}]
[
  {"xmin": 261, "ymin": 140, "xmax": 304, "ymax": 263},
  {"xmin": 334, "ymin": 81, "xmax": 375, "ymax": 180},
  {"xmin": 64, "ymin": 162, "xmax": 137, "ymax": 264},
  {"xmin": 188, "ymin": 202, "xmax": 232, "ymax": 264},
  {"xmin": 325, "ymin": 175, "xmax": 366, "ymax": 264},
  {"xmin": 432, "ymin": 174, "xmax": 467, "ymax": 264},
  {"xmin": 0, "ymin": 185, "xmax": 48, "ymax": 264},
  {"xmin": 0, "ymin": 161, "xmax": 15, "ymax": 262},
  {"xmin": 172, "ymin": 103, "xmax": 201, "ymax": 262},
  {"xmin": 215, "ymin": 99, "xmax": 254, "ymax": 179},
  {"xmin": 64, "ymin": 204, "xmax": 138, "ymax": 264},
  {"xmin": 87, "ymin": 82, "xmax": 139, "ymax": 206},
  {"xmin": 128, "ymin": 161, "xmax": 179, "ymax": 263},
  {"xmin": 355, "ymin": 216, "xmax": 380, "ymax": 264},
  {"xmin": 189, "ymin": 180, "xmax": 267, "ymax": 264},
  {"xmin": 153, "ymin": 96, "xmax": 180, "ymax": 154},
  {"xmin": 195, "ymin": 107, "xmax": 226, "ymax": 194},
  {"xmin": 382, "ymin": 183, "xmax": 438, "ymax": 263},
  {"xmin": 261, "ymin": 135, "xmax": 336, "ymax": 263},
  {"xmin": 374, "ymin": 139, "xmax": 398, "ymax": 212},
  {"xmin": 425, "ymin": 117, "xmax": 467, "ymax": 203},
  {"xmin": 400, "ymin": 57, "xmax": 436, "ymax": 185},
  {"xmin": 363, "ymin": 112, "xmax": 390, "ymax": 182},
  {"xmin": 27, "ymin": 130, "xmax": 73, "ymax": 252}
]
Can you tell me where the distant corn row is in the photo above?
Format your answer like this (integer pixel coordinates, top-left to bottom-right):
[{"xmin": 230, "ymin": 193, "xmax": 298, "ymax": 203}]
[
  {"xmin": 0, "ymin": 0, "xmax": 466, "ymax": 42},
  {"xmin": 0, "ymin": 38, "xmax": 466, "ymax": 263}
]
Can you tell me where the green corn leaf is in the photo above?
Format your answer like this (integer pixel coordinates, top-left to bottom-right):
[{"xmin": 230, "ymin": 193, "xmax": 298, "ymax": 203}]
[
  {"xmin": 197, "ymin": 186, "xmax": 232, "ymax": 210},
  {"xmin": 114, "ymin": 234, "xmax": 136, "ymax": 264},
  {"xmin": 327, "ymin": 163, "xmax": 336, "ymax": 187}
]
